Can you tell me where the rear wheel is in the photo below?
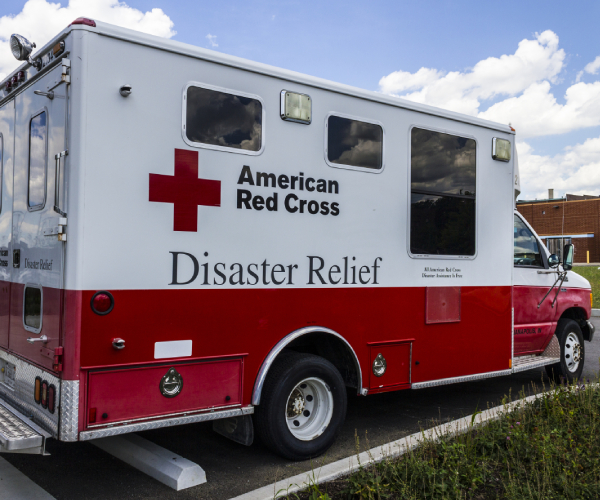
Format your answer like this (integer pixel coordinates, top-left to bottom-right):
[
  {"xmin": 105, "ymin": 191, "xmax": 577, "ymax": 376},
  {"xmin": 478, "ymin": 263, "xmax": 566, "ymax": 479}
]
[
  {"xmin": 545, "ymin": 319, "xmax": 585, "ymax": 382},
  {"xmin": 254, "ymin": 351, "xmax": 347, "ymax": 460}
]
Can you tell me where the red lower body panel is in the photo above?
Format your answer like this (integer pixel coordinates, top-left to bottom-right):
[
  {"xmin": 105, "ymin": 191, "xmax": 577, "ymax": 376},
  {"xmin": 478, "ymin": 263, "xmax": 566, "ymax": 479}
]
[
  {"xmin": 0, "ymin": 285, "xmax": 512, "ymax": 433},
  {"xmin": 76, "ymin": 286, "xmax": 511, "ymax": 415}
]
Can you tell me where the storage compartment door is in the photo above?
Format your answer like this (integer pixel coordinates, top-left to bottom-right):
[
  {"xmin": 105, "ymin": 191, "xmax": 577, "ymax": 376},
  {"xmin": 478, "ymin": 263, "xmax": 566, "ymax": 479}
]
[
  {"xmin": 86, "ymin": 358, "xmax": 243, "ymax": 427},
  {"xmin": 368, "ymin": 342, "xmax": 411, "ymax": 392}
]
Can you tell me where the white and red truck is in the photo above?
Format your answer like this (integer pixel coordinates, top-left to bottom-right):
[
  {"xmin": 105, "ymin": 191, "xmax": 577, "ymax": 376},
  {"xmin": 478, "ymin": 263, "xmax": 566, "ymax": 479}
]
[{"xmin": 0, "ymin": 19, "xmax": 593, "ymax": 460}]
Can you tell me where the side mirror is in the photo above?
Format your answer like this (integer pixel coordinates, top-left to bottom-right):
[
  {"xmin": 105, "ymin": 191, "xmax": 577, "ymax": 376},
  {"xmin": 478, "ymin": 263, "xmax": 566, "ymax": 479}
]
[
  {"xmin": 10, "ymin": 34, "xmax": 35, "ymax": 61},
  {"xmin": 548, "ymin": 254, "xmax": 560, "ymax": 268},
  {"xmin": 563, "ymin": 243, "xmax": 574, "ymax": 271}
]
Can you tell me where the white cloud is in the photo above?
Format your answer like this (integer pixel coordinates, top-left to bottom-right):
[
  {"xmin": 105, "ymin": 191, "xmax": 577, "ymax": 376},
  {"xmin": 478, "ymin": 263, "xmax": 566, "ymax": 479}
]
[
  {"xmin": 206, "ymin": 34, "xmax": 218, "ymax": 48},
  {"xmin": 0, "ymin": 0, "xmax": 175, "ymax": 81},
  {"xmin": 378, "ymin": 31, "xmax": 600, "ymax": 139},
  {"xmin": 379, "ymin": 30, "xmax": 565, "ymax": 116},
  {"xmin": 518, "ymin": 136, "xmax": 600, "ymax": 200},
  {"xmin": 584, "ymin": 55, "xmax": 600, "ymax": 75},
  {"xmin": 479, "ymin": 80, "xmax": 600, "ymax": 137},
  {"xmin": 380, "ymin": 31, "xmax": 600, "ymax": 197}
]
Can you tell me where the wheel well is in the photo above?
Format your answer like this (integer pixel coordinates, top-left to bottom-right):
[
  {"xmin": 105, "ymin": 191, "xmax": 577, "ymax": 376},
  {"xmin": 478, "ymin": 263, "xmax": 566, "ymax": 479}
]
[
  {"xmin": 560, "ymin": 307, "xmax": 591, "ymax": 341},
  {"xmin": 285, "ymin": 332, "xmax": 359, "ymax": 389}
]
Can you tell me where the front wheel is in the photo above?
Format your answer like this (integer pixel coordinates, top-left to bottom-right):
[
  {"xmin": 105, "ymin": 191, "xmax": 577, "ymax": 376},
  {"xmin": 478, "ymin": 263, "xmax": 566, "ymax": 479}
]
[
  {"xmin": 254, "ymin": 351, "xmax": 347, "ymax": 460},
  {"xmin": 545, "ymin": 319, "xmax": 585, "ymax": 382}
]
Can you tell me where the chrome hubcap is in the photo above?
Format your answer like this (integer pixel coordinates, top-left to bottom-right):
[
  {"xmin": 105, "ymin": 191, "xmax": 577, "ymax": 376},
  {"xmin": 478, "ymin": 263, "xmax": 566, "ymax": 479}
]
[
  {"xmin": 564, "ymin": 332, "xmax": 582, "ymax": 373},
  {"xmin": 285, "ymin": 377, "xmax": 333, "ymax": 441}
]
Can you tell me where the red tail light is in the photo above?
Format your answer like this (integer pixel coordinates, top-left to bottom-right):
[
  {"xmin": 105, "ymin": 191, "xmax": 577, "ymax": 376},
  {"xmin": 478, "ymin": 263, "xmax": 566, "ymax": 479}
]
[
  {"xmin": 48, "ymin": 385, "xmax": 56, "ymax": 414},
  {"xmin": 91, "ymin": 291, "xmax": 114, "ymax": 315},
  {"xmin": 71, "ymin": 17, "xmax": 96, "ymax": 27}
]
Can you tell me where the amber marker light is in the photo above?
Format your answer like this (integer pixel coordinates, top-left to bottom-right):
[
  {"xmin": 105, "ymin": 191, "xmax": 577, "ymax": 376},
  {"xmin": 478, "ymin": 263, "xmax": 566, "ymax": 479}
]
[{"xmin": 34, "ymin": 376, "xmax": 41, "ymax": 404}]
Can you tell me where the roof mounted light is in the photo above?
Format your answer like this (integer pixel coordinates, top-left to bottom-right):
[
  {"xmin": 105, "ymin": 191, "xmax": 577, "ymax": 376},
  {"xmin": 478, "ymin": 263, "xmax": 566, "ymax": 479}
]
[
  {"xmin": 10, "ymin": 34, "xmax": 36, "ymax": 62},
  {"xmin": 280, "ymin": 90, "xmax": 311, "ymax": 124},
  {"xmin": 71, "ymin": 17, "xmax": 96, "ymax": 27},
  {"xmin": 492, "ymin": 138, "xmax": 511, "ymax": 162}
]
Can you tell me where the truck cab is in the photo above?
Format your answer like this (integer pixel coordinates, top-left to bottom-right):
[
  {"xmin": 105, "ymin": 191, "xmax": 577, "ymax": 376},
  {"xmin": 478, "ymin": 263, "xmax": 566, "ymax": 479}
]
[{"xmin": 513, "ymin": 210, "xmax": 594, "ymax": 380}]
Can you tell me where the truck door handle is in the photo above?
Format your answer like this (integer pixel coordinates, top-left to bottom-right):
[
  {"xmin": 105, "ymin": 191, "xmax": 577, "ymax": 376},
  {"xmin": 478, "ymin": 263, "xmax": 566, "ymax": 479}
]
[
  {"xmin": 112, "ymin": 338, "xmax": 125, "ymax": 350},
  {"xmin": 27, "ymin": 335, "xmax": 48, "ymax": 344},
  {"xmin": 33, "ymin": 90, "xmax": 54, "ymax": 100}
]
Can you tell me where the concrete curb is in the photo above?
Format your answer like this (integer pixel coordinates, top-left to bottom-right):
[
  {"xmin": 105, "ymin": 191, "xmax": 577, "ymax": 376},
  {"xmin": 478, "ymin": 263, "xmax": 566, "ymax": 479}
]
[
  {"xmin": 92, "ymin": 433, "xmax": 206, "ymax": 491},
  {"xmin": 231, "ymin": 392, "xmax": 549, "ymax": 500},
  {"xmin": 592, "ymin": 309, "xmax": 600, "ymax": 317},
  {"xmin": 0, "ymin": 456, "xmax": 56, "ymax": 500}
]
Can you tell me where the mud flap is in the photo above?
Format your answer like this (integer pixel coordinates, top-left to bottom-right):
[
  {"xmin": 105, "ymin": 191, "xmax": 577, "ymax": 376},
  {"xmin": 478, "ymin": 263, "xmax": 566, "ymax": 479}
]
[{"xmin": 212, "ymin": 414, "xmax": 254, "ymax": 446}]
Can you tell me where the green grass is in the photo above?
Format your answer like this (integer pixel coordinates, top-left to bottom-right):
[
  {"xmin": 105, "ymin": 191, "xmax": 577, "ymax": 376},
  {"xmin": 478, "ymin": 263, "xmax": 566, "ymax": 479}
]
[
  {"xmin": 572, "ymin": 266, "xmax": 600, "ymax": 308},
  {"xmin": 293, "ymin": 380, "xmax": 600, "ymax": 500}
]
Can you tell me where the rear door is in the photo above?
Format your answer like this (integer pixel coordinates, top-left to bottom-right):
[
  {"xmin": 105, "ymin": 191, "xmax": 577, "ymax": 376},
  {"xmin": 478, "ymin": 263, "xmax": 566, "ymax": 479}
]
[
  {"xmin": 513, "ymin": 213, "xmax": 558, "ymax": 354},
  {"xmin": 9, "ymin": 64, "xmax": 68, "ymax": 370},
  {"xmin": 0, "ymin": 100, "xmax": 14, "ymax": 349}
]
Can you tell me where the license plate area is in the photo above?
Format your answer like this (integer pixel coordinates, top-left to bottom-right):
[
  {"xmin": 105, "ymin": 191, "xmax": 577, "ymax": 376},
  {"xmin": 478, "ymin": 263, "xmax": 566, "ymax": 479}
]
[{"xmin": 0, "ymin": 360, "xmax": 16, "ymax": 391}]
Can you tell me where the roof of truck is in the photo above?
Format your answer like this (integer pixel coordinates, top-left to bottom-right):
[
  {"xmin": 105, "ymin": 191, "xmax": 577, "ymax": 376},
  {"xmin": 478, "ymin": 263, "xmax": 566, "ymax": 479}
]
[{"xmin": 2, "ymin": 19, "xmax": 514, "ymax": 136}]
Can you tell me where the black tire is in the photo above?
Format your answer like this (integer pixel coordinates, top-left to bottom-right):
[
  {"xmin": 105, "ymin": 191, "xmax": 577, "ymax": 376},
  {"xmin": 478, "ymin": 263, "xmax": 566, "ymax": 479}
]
[
  {"xmin": 545, "ymin": 319, "xmax": 585, "ymax": 383},
  {"xmin": 254, "ymin": 351, "xmax": 347, "ymax": 460}
]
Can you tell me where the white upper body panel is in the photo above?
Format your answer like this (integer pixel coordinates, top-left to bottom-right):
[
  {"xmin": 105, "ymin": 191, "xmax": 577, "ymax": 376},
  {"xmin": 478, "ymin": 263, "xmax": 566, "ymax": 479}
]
[{"xmin": 4, "ymin": 22, "xmax": 516, "ymax": 292}]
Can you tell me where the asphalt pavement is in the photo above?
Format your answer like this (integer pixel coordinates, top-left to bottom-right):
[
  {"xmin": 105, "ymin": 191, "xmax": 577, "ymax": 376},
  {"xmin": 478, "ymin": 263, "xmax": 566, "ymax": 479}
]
[{"xmin": 3, "ymin": 317, "xmax": 600, "ymax": 500}]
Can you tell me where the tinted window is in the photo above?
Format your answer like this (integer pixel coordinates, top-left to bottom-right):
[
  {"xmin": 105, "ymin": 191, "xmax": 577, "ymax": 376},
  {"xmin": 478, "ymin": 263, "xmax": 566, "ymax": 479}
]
[
  {"xmin": 327, "ymin": 115, "xmax": 383, "ymax": 170},
  {"xmin": 24, "ymin": 286, "xmax": 42, "ymax": 331},
  {"xmin": 29, "ymin": 112, "xmax": 47, "ymax": 208},
  {"xmin": 186, "ymin": 86, "xmax": 262, "ymax": 151},
  {"xmin": 514, "ymin": 215, "xmax": 543, "ymax": 267},
  {"xmin": 410, "ymin": 128, "xmax": 476, "ymax": 256}
]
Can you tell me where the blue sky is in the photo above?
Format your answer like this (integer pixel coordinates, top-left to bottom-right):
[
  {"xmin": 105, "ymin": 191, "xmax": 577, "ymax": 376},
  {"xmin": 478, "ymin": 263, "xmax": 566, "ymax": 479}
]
[{"xmin": 1, "ymin": 0, "xmax": 599, "ymax": 199}]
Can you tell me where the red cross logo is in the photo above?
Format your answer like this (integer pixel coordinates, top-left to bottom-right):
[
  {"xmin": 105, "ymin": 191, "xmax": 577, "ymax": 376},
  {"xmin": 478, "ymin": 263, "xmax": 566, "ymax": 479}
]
[{"xmin": 149, "ymin": 149, "xmax": 221, "ymax": 232}]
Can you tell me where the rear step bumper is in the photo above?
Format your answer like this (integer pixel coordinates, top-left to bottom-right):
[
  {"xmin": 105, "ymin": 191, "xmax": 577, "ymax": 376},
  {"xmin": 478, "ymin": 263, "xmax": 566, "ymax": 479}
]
[{"xmin": 0, "ymin": 399, "xmax": 50, "ymax": 455}]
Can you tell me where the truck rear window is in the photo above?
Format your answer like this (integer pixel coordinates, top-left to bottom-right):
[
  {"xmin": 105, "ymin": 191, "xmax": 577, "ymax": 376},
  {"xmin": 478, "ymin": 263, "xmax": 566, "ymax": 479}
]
[
  {"xmin": 410, "ymin": 127, "xmax": 476, "ymax": 257},
  {"xmin": 185, "ymin": 86, "xmax": 262, "ymax": 152},
  {"xmin": 28, "ymin": 111, "xmax": 47, "ymax": 209}
]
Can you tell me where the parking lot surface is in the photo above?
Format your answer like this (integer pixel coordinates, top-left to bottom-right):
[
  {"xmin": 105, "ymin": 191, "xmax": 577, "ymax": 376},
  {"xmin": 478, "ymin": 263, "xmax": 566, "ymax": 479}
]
[{"xmin": 2, "ymin": 317, "xmax": 599, "ymax": 500}]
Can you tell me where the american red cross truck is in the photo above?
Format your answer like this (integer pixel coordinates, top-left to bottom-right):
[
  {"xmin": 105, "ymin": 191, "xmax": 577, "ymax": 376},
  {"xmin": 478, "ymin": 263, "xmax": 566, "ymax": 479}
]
[{"xmin": 0, "ymin": 19, "xmax": 593, "ymax": 460}]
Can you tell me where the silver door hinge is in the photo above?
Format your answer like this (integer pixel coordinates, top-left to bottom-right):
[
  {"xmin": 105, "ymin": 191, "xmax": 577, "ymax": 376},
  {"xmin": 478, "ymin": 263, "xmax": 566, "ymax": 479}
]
[
  {"xmin": 43, "ymin": 217, "xmax": 67, "ymax": 241},
  {"xmin": 61, "ymin": 59, "xmax": 71, "ymax": 84}
]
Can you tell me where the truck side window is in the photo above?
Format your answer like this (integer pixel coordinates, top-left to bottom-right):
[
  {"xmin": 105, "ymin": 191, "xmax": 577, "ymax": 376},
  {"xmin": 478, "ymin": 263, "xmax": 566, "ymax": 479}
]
[
  {"xmin": 514, "ymin": 215, "xmax": 543, "ymax": 267},
  {"xmin": 23, "ymin": 285, "xmax": 43, "ymax": 333},
  {"xmin": 410, "ymin": 128, "xmax": 476, "ymax": 256},
  {"xmin": 28, "ymin": 111, "xmax": 47, "ymax": 209},
  {"xmin": 327, "ymin": 115, "xmax": 383, "ymax": 170},
  {"xmin": 185, "ymin": 85, "xmax": 262, "ymax": 152}
]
